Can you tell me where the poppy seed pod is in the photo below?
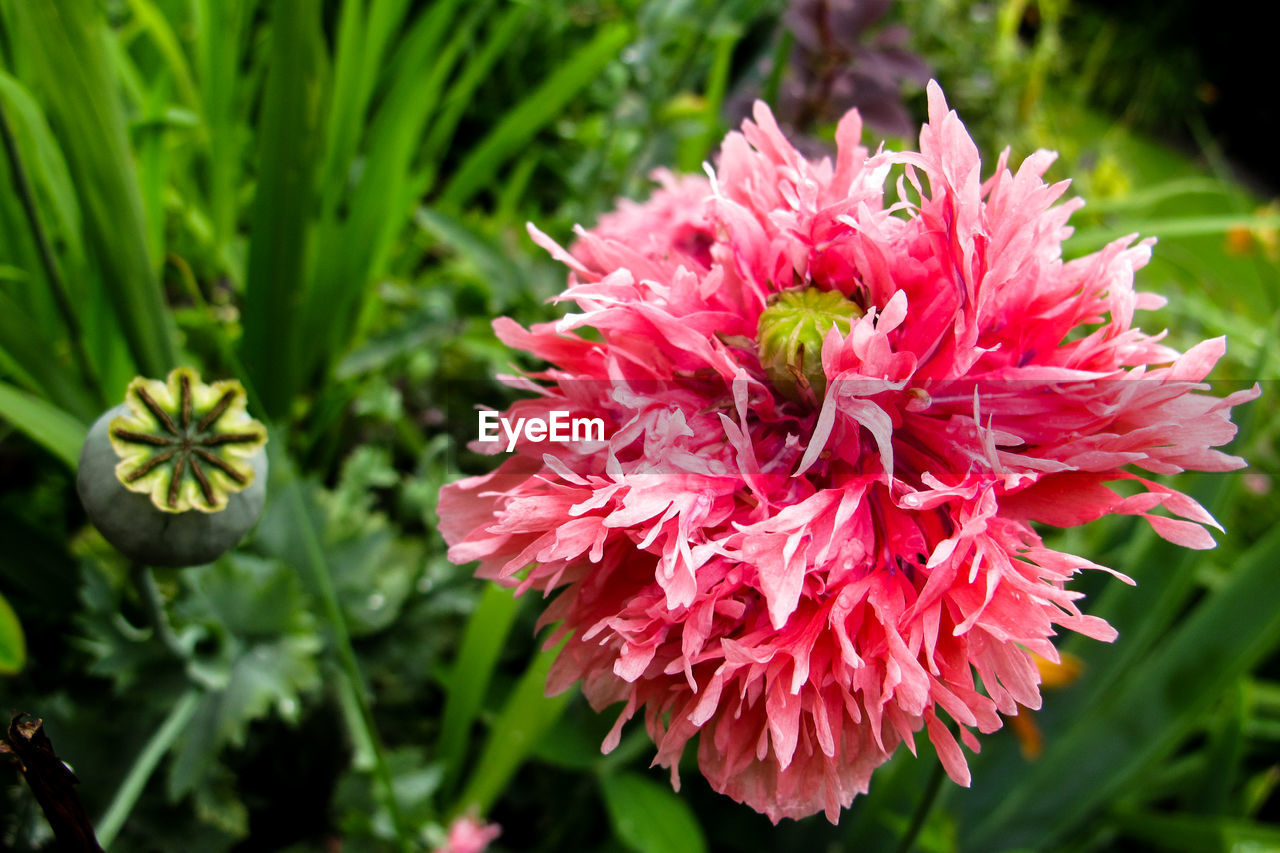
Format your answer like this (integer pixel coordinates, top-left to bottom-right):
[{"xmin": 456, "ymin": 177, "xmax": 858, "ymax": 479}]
[
  {"xmin": 76, "ymin": 368, "xmax": 268, "ymax": 567},
  {"xmin": 756, "ymin": 287, "xmax": 863, "ymax": 403}
]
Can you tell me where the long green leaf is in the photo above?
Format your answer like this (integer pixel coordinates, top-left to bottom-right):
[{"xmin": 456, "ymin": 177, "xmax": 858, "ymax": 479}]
[
  {"xmin": 1081, "ymin": 177, "xmax": 1233, "ymax": 215},
  {"xmin": 239, "ymin": 0, "xmax": 326, "ymax": 418},
  {"xmin": 0, "ymin": 290, "xmax": 97, "ymax": 420},
  {"xmin": 414, "ymin": 206, "xmax": 527, "ymax": 306},
  {"xmin": 418, "ymin": 3, "xmax": 528, "ymax": 178},
  {"xmin": 10, "ymin": 0, "xmax": 178, "ymax": 381},
  {"xmin": 269, "ymin": 441, "xmax": 413, "ymax": 848},
  {"xmin": 0, "ymin": 378, "xmax": 87, "ymax": 468},
  {"xmin": 436, "ymin": 582, "xmax": 521, "ymax": 794},
  {"xmin": 601, "ymin": 771, "xmax": 709, "ymax": 853},
  {"xmin": 95, "ymin": 688, "xmax": 201, "ymax": 848},
  {"xmin": 0, "ymin": 72, "xmax": 85, "ymax": 264},
  {"xmin": 193, "ymin": 0, "xmax": 254, "ymax": 267},
  {"xmin": 300, "ymin": 0, "xmax": 470, "ymax": 390},
  {"xmin": 1068, "ymin": 213, "xmax": 1280, "ymax": 253},
  {"xmin": 964, "ymin": 523, "xmax": 1280, "ymax": 850},
  {"xmin": 1109, "ymin": 808, "xmax": 1280, "ymax": 853},
  {"xmin": 437, "ymin": 21, "xmax": 633, "ymax": 209},
  {"xmin": 452, "ymin": 640, "xmax": 572, "ymax": 816},
  {"xmin": 315, "ymin": 0, "xmax": 413, "ymax": 215},
  {"xmin": 0, "ymin": 73, "xmax": 104, "ymax": 414},
  {"xmin": 123, "ymin": 0, "xmax": 201, "ymax": 111},
  {"xmin": 1185, "ymin": 680, "xmax": 1246, "ymax": 815},
  {"xmin": 0, "ymin": 589, "xmax": 25, "ymax": 675}
]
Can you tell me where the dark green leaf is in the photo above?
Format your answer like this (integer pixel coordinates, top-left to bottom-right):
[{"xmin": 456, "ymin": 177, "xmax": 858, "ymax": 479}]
[
  {"xmin": 167, "ymin": 633, "xmax": 320, "ymax": 799},
  {"xmin": 437, "ymin": 21, "xmax": 633, "ymax": 209},
  {"xmin": 0, "ymin": 378, "xmax": 87, "ymax": 469},
  {"xmin": 437, "ymin": 582, "xmax": 520, "ymax": 792},
  {"xmin": 10, "ymin": 0, "xmax": 178, "ymax": 379},
  {"xmin": 600, "ymin": 771, "xmax": 709, "ymax": 853},
  {"xmin": 0, "ymin": 588, "xmax": 25, "ymax": 674},
  {"xmin": 453, "ymin": 640, "xmax": 571, "ymax": 816},
  {"xmin": 964, "ymin": 524, "xmax": 1280, "ymax": 850},
  {"xmin": 1110, "ymin": 809, "xmax": 1280, "ymax": 853},
  {"xmin": 239, "ymin": 0, "xmax": 326, "ymax": 417}
]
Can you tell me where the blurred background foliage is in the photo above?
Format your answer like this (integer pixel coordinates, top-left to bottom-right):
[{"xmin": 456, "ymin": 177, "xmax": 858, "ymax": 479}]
[{"xmin": 0, "ymin": 0, "xmax": 1277, "ymax": 851}]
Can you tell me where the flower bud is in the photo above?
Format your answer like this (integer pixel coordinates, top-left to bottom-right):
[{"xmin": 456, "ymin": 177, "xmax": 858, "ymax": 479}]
[{"xmin": 756, "ymin": 287, "xmax": 862, "ymax": 403}]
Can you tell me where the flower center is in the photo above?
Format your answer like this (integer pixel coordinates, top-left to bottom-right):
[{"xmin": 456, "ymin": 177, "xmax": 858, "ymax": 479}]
[
  {"xmin": 756, "ymin": 287, "xmax": 863, "ymax": 403},
  {"xmin": 108, "ymin": 368, "xmax": 267, "ymax": 512}
]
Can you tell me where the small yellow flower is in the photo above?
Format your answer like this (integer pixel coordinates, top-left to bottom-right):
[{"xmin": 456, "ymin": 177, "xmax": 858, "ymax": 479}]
[{"xmin": 1009, "ymin": 650, "xmax": 1084, "ymax": 760}]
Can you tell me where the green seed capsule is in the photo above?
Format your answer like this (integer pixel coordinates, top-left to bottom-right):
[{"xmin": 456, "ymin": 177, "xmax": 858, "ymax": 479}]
[
  {"xmin": 76, "ymin": 369, "xmax": 268, "ymax": 567},
  {"xmin": 756, "ymin": 287, "xmax": 863, "ymax": 403}
]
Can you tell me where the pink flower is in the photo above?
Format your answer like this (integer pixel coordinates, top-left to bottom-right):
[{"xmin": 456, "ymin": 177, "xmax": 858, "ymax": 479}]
[
  {"xmin": 438, "ymin": 82, "xmax": 1257, "ymax": 823},
  {"xmin": 434, "ymin": 816, "xmax": 500, "ymax": 853}
]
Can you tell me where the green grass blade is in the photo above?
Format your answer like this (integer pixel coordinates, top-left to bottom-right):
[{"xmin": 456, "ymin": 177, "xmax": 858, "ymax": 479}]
[
  {"xmin": 122, "ymin": 0, "xmax": 201, "ymax": 111},
  {"xmin": 10, "ymin": 0, "xmax": 178, "ymax": 381},
  {"xmin": 0, "ymin": 588, "xmax": 25, "ymax": 675},
  {"xmin": 239, "ymin": 0, "xmax": 326, "ymax": 418},
  {"xmin": 0, "ymin": 378, "xmax": 87, "ymax": 468},
  {"xmin": 964, "ymin": 523, "xmax": 1280, "ymax": 850},
  {"xmin": 452, "ymin": 639, "xmax": 572, "ymax": 817},
  {"xmin": 1108, "ymin": 809, "xmax": 1280, "ymax": 853},
  {"xmin": 314, "ymin": 0, "xmax": 413, "ymax": 212},
  {"xmin": 363, "ymin": 0, "xmax": 415, "ymax": 82},
  {"xmin": 1080, "ymin": 176, "xmax": 1233, "ymax": 214},
  {"xmin": 680, "ymin": 28, "xmax": 738, "ymax": 173},
  {"xmin": 413, "ymin": 206, "xmax": 529, "ymax": 307},
  {"xmin": 436, "ymin": 21, "xmax": 634, "ymax": 209},
  {"xmin": 193, "ymin": 0, "xmax": 254, "ymax": 264},
  {"xmin": 0, "ymin": 71, "xmax": 85, "ymax": 265},
  {"xmin": 0, "ymin": 92, "xmax": 101, "ymax": 417},
  {"xmin": 270, "ymin": 440, "xmax": 413, "ymax": 848},
  {"xmin": 418, "ymin": 3, "xmax": 528, "ymax": 176},
  {"xmin": 313, "ymin": 0, "xmax": 367, "ymax": 212},
  {"xmin": 94, "ymin": 687, "xmax": 202, "ymax": 849},
  {"xmin": 134, "ymin": 77, "xmax": 174, "ymax": 270},
  {"xmin": 0, "ymin": 291, "xmax": 97, "ymax": 420},
  {"xmin": 1185, "ymin": 680, "xmax": 1246, "ymax": 815},
  {"xmin": 1068, "ymin": 213, "xmax": 1280, "ymax": 254},
  {"xmin": 300, "ymin": 0, "xmax": 470, "ymax": 388},
  {"xmin": 436, "ymin": 582, "xmax": 521, "ymax": 795}
]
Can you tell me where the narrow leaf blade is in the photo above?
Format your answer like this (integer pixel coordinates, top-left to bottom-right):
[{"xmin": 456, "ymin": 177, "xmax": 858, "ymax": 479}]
[
  {"xmin": 600, "ymin": 771, "xmax": 709, "ymax": 853},
  {"xmin": 0, "ymin": 379, "xmax": 88, "ymax": 469}
]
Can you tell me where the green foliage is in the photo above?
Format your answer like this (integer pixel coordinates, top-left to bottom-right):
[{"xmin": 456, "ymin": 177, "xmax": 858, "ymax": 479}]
[
  {"xmin": 0, "ymin": 587, "xmax": 23, "ymax": 674},
  {"xmin": 454, "ymin": 641, "xmax": 574, "ymax": 818},
  {"xmin": 437, "ymin": 21, "xmax": 634, "ymax": 210},
  {"xmin": 0, "ymin": 379, "xmax": 86, "ymax": 469},
  {"xmin": 6, "ymin": 0, "xmax": 178, "ymax": 384},
  {"xmin": 436, "ymin": 583, "xmax": 521, "ymax": 796},
  {"xmin": 962, "ymin": 525, "xmax": 1280, "ymax": 850},
  {"xmin": 239, "ymin": 0, "xmax": 326, "ymax": 418},
  {"xmin": 601, "ymin": 771, "xmax": 710, "ymax": 853}
]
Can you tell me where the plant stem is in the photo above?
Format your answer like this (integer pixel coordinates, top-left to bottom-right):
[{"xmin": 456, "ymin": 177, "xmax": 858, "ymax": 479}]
[
  {"xmin": 0, "ymin": 100, "xmax": 104, "ymax": 406},
  {"xmin": 130, "ymin": 561, "xmax": 187, "ymax": 660},
  {"xmin": 894, "ymin": 756, "xmax": 946, "ymax": 853},
  {"xmin": 95, "ymin": 688, "xmax": 201, "ymax": 849},
  {"xmin": 277, "ymin": 446, "xmax": 413, "ymax": 850}
]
